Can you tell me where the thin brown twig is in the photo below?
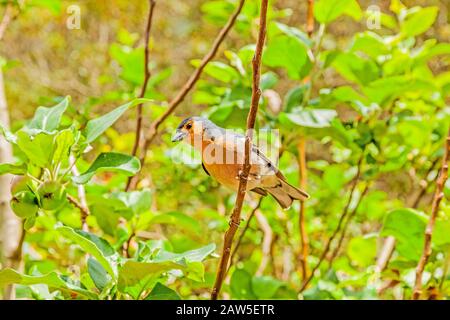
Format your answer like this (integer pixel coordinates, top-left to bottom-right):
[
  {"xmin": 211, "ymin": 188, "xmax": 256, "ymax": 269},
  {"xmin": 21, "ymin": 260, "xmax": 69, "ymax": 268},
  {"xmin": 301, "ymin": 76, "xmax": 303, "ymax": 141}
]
[
  {"xmin": 127, "ymin": 0, "xmax": 246, "ymax": 191},
  {"xmin": 306, "ymin": 0, "xmax": 314, "ymax": 38},
  {"xmin": 411, "ymin": 157, "xmax": 440, "ymax": 208},
  {"xmin": 210, "ymin": 0, "xmax": 268, "ymax": 300},
  {"xmin": 130, "ymin": 0, "xmax": 157, "ymax": 159},
  {"xmin": 300, "ymin": 153, "xmax": 364, "ymax": 292},
  {"xmin": 412, "ymin": 128, "xmax": 450, "ymax": 300},
  {"xmin": 376, "ymin": 236, "xmax": 396, "ymax": 272},
  {"xmin": 228, "ymin": 198, "xmax": 263, "ymax": 272},
  {"xmin": 123, "ymin": 230, "xmax": 135, "ymax": 258},
  {"xmin": 0, "ymin": 3, "xmax": 14, "ymax": 41},
  {"xmin": 297, "ymin": 137, "xmax": 309, "ymax": 280},
  {"xmin": 67, "ymin": 194, "xmax": 90, "ymax": 231},
  {"xmin": 327, "ymin": 183, "xmax": 370, "ymax": 270}
]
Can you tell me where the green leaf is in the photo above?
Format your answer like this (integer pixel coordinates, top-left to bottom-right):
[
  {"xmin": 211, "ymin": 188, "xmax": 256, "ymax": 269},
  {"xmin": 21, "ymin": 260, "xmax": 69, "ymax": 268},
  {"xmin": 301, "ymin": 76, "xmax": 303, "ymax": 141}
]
[
  {"xmin": 24, "ymin": 215, "xmax": 36, "ymax": 231},
  {"xmin": 390, "ymin": 0, "xmax": 406, "ymax": 14},
  {"xmin": 230, "ymin": 269, "xmax": 256, "ymax": 299},
  {"xmin": 118, "ymin": 260, "xmax": 182, "ymax": 297},
  {"xmin": 90, "ymin": 198, "xmax": 132, "ymax": 235},
  {"xmin": 263, "ymin": 33, "xmax": 310, "ymax": 80},
  {"xmin": 109, "ymin": 44, "xmax": 144, "ymax": 85},
  {"xmin": 322, "ymin": 165, "xmax": 347, "ymax": 193},
  {"xmin": 29, "ymin": 0, "xmax": 62, "ymax": 14},
  {"xmin": 401, "ymin": 6, "xmax": 438, "ymax": 38},
  {"xmin": 150, "ymin": 212, "xmax": 202, "ymax": 234},
  {"xmin": 251, "ymin": 276, "xmax": 284, "ymax": 299},
  {"xmin": 191, "ymin": 60, "xmax": 239, "ymax": 83},
  {"xmin": 362, "ymin": 76, "xmax": 435, "ymax": 105},
  {"xmin": 52, "ymin": 129, "xmax": 75, "ymax": 166},
  {"xmin": 433, "ymin": 220, "xmax": 450, "ymax": 248},
  {"xmin": 283, "ymin": 85, "xmax": 306, "ymax": 111},
  {"xmin": 260, "ymin": 71, "xmax": 279, "ymax": 90},
  {"xmin": 350, "ymin": 32, "xmax": 389, "ymax": 59},
  {"xmin": 27, "ymin": 96, "xmax": 70, "ymax": 132},
  {"xmin": 0, "ymin": 163, "xmax": 27, "ymax": 175},
  {"xmin": 145, "ymin": 282, "xmax": 181, "ymax": 300},
  {"xmin": 0, "ymin": 124, "xmax": 17, "ymax": 144},
  {"xmin": 152, "ymin": 243, "xmax": 216, "ymax": 263},
  {"xmin": 330, "ymin": 52, "xmax": 379, "ymax": 85},
  {"xmin": 347, "ymin": 234, "xmax": 377, "ymax": 267},
  {"xmin": 314, "ymin": 0, "xmax": 362, "ymax": 24},
  {"xmin": 0, "ymin": 268, "xmax": 97, "ymax": 299},
  {"xmin": 73, "ymin": 152, "xmax": 141, "ymax": 184},
  {"xmin": 381, "ymin": 208, "xmax": 428, "ymax": 261},
  {"xmin": 74, "ymin": 229, "xmax": 116, "ymax": 257},
  {"xmin": 112, "ymin": 189, "xmax": 152, "ymax": 215},
  {"xmin": 16, "ymin": 131, "xmax": 55, "ymax": 167},
  {"xmin": 57, "ymin": 226, "xmax": 117, "ymax": 278},
  {"xmin": 87, "ymin": 257, "xmax": 110, "ymax": 291},
  {"xmin": 83, "ymin": 99, "xmax": 149, "ymax": 144},
  {"xmin": 279, "ymin": 108, "xmax": 337, "ymax": 128}
]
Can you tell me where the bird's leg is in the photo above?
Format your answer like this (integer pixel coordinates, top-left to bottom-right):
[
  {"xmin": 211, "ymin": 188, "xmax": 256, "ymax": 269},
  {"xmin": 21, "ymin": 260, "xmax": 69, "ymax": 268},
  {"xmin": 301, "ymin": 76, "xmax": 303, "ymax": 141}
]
[{"xmin": 235, "ymin": 169, "xmax": 247, "ymax": 180}]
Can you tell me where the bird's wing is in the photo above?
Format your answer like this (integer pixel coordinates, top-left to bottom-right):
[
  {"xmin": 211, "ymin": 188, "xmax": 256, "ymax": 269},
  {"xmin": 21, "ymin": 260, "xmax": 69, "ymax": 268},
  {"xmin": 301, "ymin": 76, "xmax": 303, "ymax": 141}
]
[
  {"xmin": 212, "ymin": 131, "xmax": 283, "ymax": 177},
  {"xmin": 225, "ymin": 133, "xmax": 280, "ymax": 177}
]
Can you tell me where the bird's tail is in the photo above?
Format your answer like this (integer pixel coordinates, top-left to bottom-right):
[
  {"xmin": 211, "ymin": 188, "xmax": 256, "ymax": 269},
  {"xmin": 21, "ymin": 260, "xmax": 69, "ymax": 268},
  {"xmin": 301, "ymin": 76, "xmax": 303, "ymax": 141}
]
[{"xmin": 266, "ymin": 178, "xmax": 309, "ymax": 209}]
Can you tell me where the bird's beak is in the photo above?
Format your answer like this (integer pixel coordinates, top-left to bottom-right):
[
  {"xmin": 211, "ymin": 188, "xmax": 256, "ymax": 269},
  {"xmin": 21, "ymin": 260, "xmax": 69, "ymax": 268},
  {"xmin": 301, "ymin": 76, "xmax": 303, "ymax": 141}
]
[{"xmin": 171, "ymin": 130, "xmax": 187, "ymax": 142}]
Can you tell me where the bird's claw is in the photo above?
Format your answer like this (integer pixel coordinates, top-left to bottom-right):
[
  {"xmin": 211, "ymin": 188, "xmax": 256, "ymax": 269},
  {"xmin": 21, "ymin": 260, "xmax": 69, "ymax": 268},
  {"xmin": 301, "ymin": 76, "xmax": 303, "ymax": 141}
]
[{"xmin": 235, "ymin": 170, "xmax": 260, "ymax": 181}]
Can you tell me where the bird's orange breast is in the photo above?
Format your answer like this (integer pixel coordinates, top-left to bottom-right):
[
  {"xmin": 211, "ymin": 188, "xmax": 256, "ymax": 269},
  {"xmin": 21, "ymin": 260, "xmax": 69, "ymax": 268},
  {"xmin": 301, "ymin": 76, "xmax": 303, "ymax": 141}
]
[{"xmin": 200, "ymin": 139, "xmax": 260, "ymax": 191}]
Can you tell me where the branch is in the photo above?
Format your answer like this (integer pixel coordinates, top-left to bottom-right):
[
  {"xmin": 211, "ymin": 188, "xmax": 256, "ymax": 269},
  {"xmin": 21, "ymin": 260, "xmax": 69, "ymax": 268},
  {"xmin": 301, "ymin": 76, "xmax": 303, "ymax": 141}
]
[
  {"xmin": 327, "ymin": 183, "xmax": 370, "ymax": 269},
  {"xmin": 306, "ymin": 0, "xmax": 314, "ymax": 38},
  {"xmin": 300, "ymin": 153, "xmax": 364, "ymax": 292},
  {"xmin": 210, "ymin": 0, "xmax": 268, "ymax": 300},
  {"xmin": 410, "ymin": 157, "xmax": 440, "ymax": 208},
  {"xmin": 376, "ymin": 236, "xmax": 396, "ymax": 273},
  {"xmin": 228, "ymin": 198, "xmax": 262, "ymax": 271},
  {"xmin": 69, "ymin": 155, "xmax": 89, "ymax": 231},
  {"xmin": 0, "ymin": 3, "xmax": 14, "ymax": 41},
  {"xmin": 131, "ymin": 0, "xmax": 156, "ymax": 158},
  {"xmin": 67, "ymin": 194, "xmax": 90, "ymax": 231},
  {"xmin": 126, "ymin": 0, "xmax": 246, "ymax": 190},
  {"xmin": 412, "ymin": 128, "xmax": 450, "ymax": 300},
  {"xmin": 297, "ymin": 137, "xmax": 309, "ymax": 280}
]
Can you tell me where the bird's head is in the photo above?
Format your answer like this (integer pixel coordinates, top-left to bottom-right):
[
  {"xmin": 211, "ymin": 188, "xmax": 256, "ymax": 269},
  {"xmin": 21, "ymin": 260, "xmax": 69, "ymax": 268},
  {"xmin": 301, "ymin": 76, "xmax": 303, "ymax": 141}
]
[{"xmin": 171, "ymin": 117, "xmax": 222, "ymax": 145}]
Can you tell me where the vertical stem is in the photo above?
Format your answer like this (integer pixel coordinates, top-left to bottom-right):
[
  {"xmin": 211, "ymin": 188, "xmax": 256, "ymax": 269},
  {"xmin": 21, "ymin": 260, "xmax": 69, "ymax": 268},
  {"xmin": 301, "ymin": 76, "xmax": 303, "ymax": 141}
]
[
  {"xmin": 211, "ymin": 0, "xmax": 268, "ymax": 300},
  {"xmin": 130, "ymin": 0, "xmax": 156, "ymax": 159},
  {"xmin": 297, "ymin": 137, "xmax": 309, "ymax": 280},
  {"xmin": 376, "ymin": 236, "xmax": 396, "ymax": 272},
  {"xmin": 412, "ymin": 128, "xmax": 450, "ymax": 300},
  {"xmin": 0, "ymin": 4, "xmax": 13, "ymax": 41},
  {"xmin": 306, "ymin": 0, "xmax": 314, "ymax": 38},
  {"xmin": 327, "ymin": 183, "xmax": 370, "ymax": 270},
  {"xmin": 69, "ymin": 156, "xmax": 89, "ymax": 232}
]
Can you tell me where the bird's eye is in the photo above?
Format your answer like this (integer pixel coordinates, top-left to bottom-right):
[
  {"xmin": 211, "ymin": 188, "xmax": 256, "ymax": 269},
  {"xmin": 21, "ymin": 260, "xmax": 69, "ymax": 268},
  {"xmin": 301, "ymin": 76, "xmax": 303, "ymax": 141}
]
[{"xmin": 186, "ymin": 123, "xmax": 192, "ymax": 130}]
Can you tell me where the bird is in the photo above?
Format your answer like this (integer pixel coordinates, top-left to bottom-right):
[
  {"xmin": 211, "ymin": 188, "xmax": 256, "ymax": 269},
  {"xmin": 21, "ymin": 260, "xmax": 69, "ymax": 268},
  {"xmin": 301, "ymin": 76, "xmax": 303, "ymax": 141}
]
[{"xmin": 171, "ymin": 117, "xmax": 309, "ymax": 209}]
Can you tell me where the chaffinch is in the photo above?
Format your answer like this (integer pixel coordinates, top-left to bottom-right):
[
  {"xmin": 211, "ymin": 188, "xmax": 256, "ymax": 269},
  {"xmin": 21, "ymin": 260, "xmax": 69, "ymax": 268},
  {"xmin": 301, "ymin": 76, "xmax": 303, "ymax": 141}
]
[{"xmin": 172, "ymin": 117, "xmax": 309, "ymax": 209}]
